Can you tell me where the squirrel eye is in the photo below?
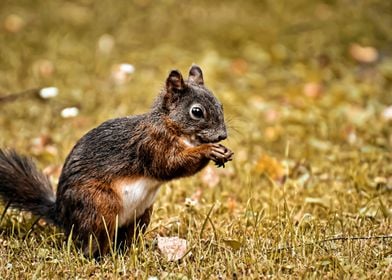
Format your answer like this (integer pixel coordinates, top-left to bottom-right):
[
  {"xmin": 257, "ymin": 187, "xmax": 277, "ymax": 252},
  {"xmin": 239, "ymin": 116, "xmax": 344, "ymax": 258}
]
[{"xmin": 190, "ymin": 104, "xmax": 205, "ymax": 120}]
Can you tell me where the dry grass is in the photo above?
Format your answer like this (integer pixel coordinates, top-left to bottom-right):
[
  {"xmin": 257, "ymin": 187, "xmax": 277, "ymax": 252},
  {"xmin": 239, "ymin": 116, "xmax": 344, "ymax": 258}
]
[{"xmin": 0, "ymin": 0, "xmax": 391, "ymax": 279}]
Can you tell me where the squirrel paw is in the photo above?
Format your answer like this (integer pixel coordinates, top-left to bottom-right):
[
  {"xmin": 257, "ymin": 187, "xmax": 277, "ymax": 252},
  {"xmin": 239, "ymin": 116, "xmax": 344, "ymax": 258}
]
[{"xmin": 208, "ymin": 143, "xmax": 233, "ymax": 168}]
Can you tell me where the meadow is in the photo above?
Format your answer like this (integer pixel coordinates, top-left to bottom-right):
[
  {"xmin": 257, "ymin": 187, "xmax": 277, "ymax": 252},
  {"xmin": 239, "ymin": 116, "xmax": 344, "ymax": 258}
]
[{"xmin": 0, "ymin": 0, "xmax": 391, "ymax": 278}]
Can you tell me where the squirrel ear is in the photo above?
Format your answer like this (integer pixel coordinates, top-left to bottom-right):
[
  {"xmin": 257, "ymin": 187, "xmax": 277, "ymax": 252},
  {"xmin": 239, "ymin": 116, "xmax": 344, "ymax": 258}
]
[
  {"xmin": 166, "ymin": 70, "xmax": 185, "ymax": 91},
  {"xmin": 188, "ymin": 65, "xmax": 204, "ymax": 85}
]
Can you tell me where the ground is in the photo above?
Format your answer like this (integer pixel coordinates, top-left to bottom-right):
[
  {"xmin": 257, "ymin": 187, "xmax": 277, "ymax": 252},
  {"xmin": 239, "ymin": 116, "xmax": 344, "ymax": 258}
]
[{"xmin": 0, "ymin": 0, "xmax": 391, "ymax": 279}]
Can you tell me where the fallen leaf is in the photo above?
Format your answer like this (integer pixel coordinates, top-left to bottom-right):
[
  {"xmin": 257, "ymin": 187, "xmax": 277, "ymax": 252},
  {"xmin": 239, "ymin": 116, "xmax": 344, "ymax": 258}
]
[
  {"xmin": 38, "ymin": 218, "xmax": 47, "ymax": 227},
  {"xmin": 255, "ymin": 154, "xmax": 285, "ymax": 181},
  {"xmin": 349, "ymin": 43, "xmax": 378, "ymax": 63},
  {"xmin": 230, "ymin": 58, "xmax": 248, "ymax": 76},
  {"xmin": 264, "ymin": 126, "xmax": 282, "ymax": 142},
  {"xmin": 4, "ymin": 14, "xmax": 25, "ymax": 33},
  {"xmin": 157, "ymin": 236, "xmax": 188, "ymax": 261}
]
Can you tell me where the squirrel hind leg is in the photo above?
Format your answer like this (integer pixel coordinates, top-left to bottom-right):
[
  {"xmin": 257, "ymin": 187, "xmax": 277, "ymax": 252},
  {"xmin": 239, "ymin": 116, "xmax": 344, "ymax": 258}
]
[
  {"xmin": 59, "ymin": 182, "xmax": 122, "ymax": 258},
  {"xmin": 82, "ymin": 205, "xmax": 153, "ymax": 258},
  {"xmin": 116, "ymin": 205, "xmax": 153, "ymax": 252},
  {"xmin": 81, "ymin": 230, "xmax": 112, "ymax": 259},
  {"xmin": 79, "ymin": 219, "xmax": 116, "ymax": 258}
]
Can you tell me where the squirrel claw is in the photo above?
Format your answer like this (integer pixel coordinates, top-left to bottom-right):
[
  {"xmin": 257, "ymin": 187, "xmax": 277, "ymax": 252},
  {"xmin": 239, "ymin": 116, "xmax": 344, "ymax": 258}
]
[{"xmin": 208, "ymin": 143, "xmax": 233, "ymax": 168}]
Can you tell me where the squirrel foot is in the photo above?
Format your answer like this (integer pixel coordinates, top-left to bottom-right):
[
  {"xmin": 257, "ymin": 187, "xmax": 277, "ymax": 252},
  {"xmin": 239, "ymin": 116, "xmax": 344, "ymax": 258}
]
[{"xmin": 207, "ymin": 143, "xmax": 233, "ymax": 168}]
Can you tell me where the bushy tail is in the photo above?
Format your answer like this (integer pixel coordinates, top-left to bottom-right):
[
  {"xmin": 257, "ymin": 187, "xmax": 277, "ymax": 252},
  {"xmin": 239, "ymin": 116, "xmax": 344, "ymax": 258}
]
[{"xmin": 0, "ymin": 149, "xmax": 57, "ymax": 224}]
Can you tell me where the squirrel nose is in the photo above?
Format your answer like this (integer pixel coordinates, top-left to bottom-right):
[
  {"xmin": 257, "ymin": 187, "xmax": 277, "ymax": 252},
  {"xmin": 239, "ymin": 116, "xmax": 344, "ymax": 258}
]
[{"xmin": 217, "ymin": 132, "xmax": 227, "ymax": 141}]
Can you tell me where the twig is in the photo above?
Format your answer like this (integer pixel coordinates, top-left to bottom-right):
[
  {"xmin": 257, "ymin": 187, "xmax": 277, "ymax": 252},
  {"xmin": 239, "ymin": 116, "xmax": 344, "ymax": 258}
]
[
  {"xmin": 267, "ymin": 235, "xmax": 392, "ymax": 253},
  {"xmin": 0, "ymin": 88, "xmax": 42, "ymax": 103}
]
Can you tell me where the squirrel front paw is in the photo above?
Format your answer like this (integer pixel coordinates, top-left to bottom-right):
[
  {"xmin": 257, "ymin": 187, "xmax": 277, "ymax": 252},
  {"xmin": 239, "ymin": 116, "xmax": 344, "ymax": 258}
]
[{"xmin": 207, "ymin": 143, "xmax": 233, "ymax": 168}]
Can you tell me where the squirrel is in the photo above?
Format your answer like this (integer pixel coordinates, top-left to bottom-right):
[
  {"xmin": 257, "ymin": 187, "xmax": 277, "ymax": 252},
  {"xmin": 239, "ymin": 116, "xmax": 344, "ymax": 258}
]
[{"xmin": 0, "ymin": 65, "xmax": 233, "ymax": 257}]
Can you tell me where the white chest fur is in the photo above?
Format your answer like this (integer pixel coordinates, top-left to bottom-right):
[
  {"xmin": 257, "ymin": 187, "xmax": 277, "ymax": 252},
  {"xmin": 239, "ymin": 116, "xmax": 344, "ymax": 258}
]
[{"xmin": 115, "ymin": 177, "xmax": 162, "ymax": 227}]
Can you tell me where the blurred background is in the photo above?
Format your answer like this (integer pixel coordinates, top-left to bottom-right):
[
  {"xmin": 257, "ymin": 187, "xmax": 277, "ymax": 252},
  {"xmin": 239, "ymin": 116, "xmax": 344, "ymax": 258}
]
[{"xmin": 0, "ymin": 0, "xmax": 391, "ymax": 216}]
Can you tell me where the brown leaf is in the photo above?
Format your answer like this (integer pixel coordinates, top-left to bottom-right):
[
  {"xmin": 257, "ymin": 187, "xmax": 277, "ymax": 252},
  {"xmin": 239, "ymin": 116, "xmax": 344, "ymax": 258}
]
[
  {"xmin": 349, "ymin": 43, "xmax": 378, "ymax": 63},
  {"xmin": 230, "ymin": 58, "xmax": 248, "ymax": 76},
  {"xmin": 157, "ymin": 236, "xmax": 188, "ymax": 261},
  {"xmin": 264, "ymin": 126, "xmax": 282, "ymax": 142},
  {"xmin": 4, "ymin": 14, "xmax": 25, "ymax": 33},
  {"xmin": 38, "ymin": 218, "xmax": 48, "ymax": 227},
  {"xmin": 255, "ymin": 154, "xmax": 285, "ymax": 181}
]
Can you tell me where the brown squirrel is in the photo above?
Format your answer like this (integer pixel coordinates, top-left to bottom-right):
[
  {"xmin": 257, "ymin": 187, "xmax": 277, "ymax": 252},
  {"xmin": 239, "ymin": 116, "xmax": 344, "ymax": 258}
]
[{"xmin": 0, "ymin": 65, "xmax": 233, "ymax": 257}]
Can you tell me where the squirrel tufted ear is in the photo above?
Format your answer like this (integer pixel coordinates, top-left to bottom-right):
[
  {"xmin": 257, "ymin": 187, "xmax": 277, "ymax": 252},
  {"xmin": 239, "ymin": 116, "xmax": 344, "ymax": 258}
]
[
  {"xmin": 166, "ymin": 70, "xmax": 185, "ymax": 91},
  {"xmin": 188, "ymin": 65, "xmax": 204, "ymax": 85}
]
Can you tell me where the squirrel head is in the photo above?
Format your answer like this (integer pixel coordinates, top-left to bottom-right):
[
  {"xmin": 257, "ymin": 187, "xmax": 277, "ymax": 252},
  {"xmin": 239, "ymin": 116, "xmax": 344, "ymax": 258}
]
[{"xmin": 154, "ymin": 65, "xmax": 227, "ymax": 145}]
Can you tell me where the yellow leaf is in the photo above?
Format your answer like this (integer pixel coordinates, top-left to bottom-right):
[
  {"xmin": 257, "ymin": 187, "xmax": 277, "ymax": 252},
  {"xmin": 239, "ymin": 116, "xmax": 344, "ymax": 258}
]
[{"xmin": 255, "ymin": 154, "xmax": 285, "ymax": 181}]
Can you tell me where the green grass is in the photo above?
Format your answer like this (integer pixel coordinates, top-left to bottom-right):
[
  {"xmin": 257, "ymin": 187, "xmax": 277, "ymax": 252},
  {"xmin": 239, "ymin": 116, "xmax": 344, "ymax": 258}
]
[{"xmin": 0, "ymin": 0, "xmax": 391, "ymax": 278}]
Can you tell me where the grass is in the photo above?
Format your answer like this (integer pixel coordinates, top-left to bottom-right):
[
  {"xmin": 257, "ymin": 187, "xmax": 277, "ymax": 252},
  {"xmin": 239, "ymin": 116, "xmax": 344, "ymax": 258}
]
[{"xmin": 0, "ymin": 0, "xmax": 391, "ymax": 278}]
